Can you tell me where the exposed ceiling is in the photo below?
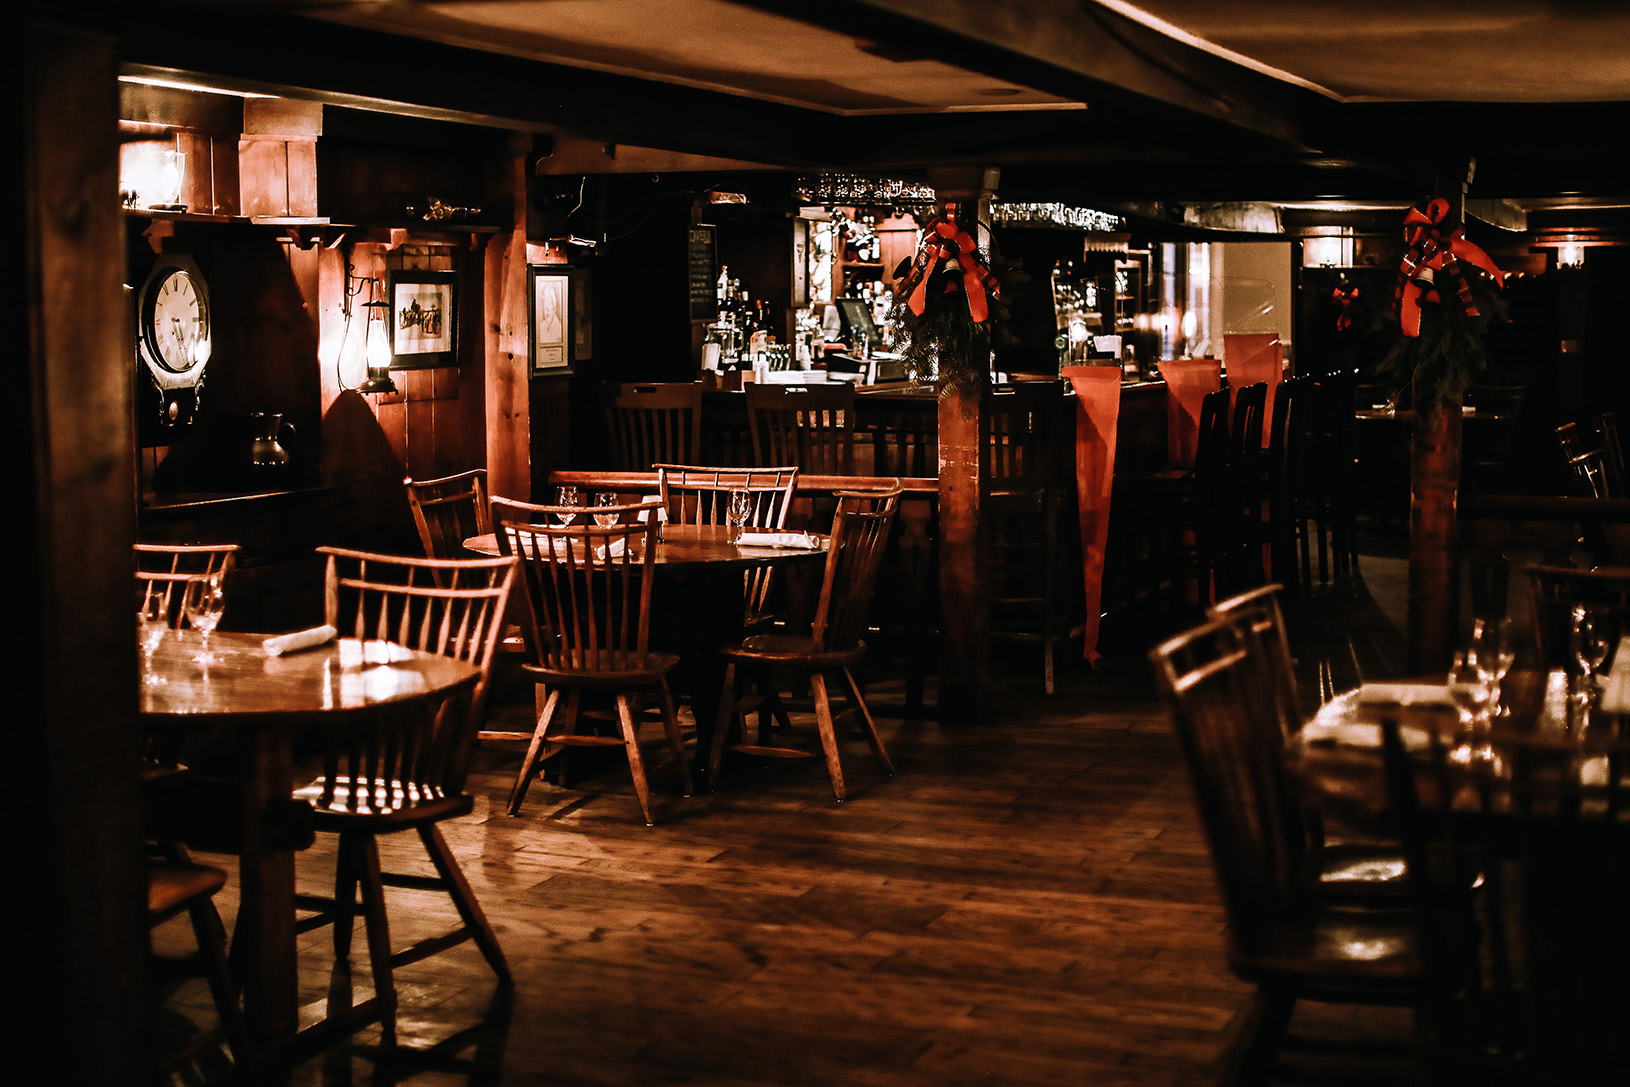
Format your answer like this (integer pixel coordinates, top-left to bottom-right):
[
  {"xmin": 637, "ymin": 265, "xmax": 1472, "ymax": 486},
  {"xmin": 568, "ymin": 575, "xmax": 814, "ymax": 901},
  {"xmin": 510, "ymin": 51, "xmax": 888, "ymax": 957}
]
[
  {"xmin": 296, "ymin": 0, "xmax": 1630, "ymax": 111},
  {"xmin": 94, "ymin": 0, "xmax": 1630, "ymax": 226}
]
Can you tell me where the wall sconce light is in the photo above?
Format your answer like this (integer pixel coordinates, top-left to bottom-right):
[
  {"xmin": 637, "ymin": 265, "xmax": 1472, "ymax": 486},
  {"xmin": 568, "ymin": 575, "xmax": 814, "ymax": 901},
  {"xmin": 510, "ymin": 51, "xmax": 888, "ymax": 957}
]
[
  {"xmin": 1301, "ymin": 228, "xmax": 1354, "ymax": 268},
  {"xmin": 358, "ymin": 284, "xmax": 398, "ymax": 395}
]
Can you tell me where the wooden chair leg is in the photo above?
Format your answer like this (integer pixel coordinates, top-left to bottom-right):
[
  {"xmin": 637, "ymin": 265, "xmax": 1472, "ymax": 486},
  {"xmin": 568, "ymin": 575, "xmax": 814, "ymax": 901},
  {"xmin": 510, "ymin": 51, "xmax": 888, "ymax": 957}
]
[
  {"xmin": 356, "ymin": 836, "xmax": 398, "ymax": 1046},
  {"xmin": 186, "ymin": 897, "xmax": 252, "ymax": 1067},
  {"xmin": 416, "ymin": 824, "xmax": 511, "ymax": 981},
  {"xmin": 1215, "ymin": 987, "xmax": 1294, "ymax": 1087},
  {"xmin": 508, "ymin": 686, "xmax": 562, "ymax": 816},
  {"xmin": 710, "ymin": 662, "xmax": 738, "ymax": 787},
  {"xmin": 332, "ymin": 833, "xmax": 362, "ymax": 958},
  {"xmin": 655, "ymin": 679, "xmax": 693, "ymax": 797},
  {"xmin": 808, "ymin": 671, "xmax": 846, "ymax": 802},
  {"xmin": 616, "ymin": 693, "xmax": 655, "ymax": 826},
  {"xmin": 841, "ymin": 666, "xmax": 893, "ymax": 775}
]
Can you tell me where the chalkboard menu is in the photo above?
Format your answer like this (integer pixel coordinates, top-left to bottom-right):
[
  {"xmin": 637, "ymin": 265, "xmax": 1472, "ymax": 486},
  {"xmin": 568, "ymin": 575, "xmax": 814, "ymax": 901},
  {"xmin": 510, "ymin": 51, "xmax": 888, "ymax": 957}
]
[{"xmin": 688, "ymin": 225, "xmax": 717, "ymax": 321}]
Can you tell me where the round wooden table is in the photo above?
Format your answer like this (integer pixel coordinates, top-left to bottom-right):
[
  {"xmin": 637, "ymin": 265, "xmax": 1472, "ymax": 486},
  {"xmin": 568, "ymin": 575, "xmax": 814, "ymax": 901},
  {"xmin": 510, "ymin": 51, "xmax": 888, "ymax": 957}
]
[
  {"xmin": 464, "ymin": 523, "xmax": 829, "ymax": 773},
  {"xmin": 141, "ymin": 629, "xmax": 481, "ymax": 1051},
  {"xmin": 1286, "ymin": 670, "xmax": 1601, "ymax": 826}
]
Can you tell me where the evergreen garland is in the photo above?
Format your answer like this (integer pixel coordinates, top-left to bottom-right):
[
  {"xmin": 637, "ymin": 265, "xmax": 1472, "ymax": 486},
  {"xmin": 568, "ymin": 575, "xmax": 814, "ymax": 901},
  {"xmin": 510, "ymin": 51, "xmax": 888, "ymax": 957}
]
[
  {"xmin": 887, "ymin": 223, "xmax": 1024, "ymax": 396},
  {"xmin": 1376, "ymin": 264, "xmax": 1507, "ymax": 421}
]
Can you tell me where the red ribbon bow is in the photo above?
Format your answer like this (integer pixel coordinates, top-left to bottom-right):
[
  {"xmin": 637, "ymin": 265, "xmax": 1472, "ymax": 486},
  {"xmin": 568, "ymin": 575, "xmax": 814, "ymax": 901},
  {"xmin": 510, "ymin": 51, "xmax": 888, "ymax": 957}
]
[
  {"xmin": 1332, "ymin": 286, "xmax": 1358, "ymax": 332},
  {"xmin": 897, "ymin": 203, "xmax": 1000, "ymax": 324},
  {"xmin": 1395, "ymin": 198, "xmax": 1504, "ymax": 337}
]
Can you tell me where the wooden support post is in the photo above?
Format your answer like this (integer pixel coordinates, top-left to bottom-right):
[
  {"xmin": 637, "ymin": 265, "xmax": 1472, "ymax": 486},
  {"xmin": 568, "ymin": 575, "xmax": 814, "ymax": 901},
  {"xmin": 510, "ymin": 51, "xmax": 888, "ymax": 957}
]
[
  {"xmin": 929, "ymin": 168, "xmax": 999, "ymax": 719},
  {"xmin": 24, "ymin": 22, "xmax": 149, "ymax": 1082},
  {"xmin": 1409, "ymin": 403, "xmax": 1461, "ymax": 673},
  {"xmin": 486, "ymin": 135, "xmax": 533, "ymax": 500}
]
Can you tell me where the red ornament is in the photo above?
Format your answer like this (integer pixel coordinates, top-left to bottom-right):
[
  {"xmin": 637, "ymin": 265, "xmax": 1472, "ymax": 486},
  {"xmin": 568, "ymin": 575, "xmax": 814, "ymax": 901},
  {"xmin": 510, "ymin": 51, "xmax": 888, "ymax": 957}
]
[
  {"xmin": 896, "ymin": 203, "xmax": 1001, "ymax": 324},
  {"xmin": 1394, "ymin": 198, "xmax": 1504, "ymax": 337}
]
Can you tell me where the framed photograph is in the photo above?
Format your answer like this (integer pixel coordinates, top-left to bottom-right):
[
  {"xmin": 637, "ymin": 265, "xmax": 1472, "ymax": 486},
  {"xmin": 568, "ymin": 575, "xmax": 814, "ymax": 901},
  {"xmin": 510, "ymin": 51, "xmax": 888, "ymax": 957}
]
[
  {"xmin": 528, "ymin": 265, "xmax": 583, "ymax": 376},
  {"xmin": 387, "ymin": 270, "xmax": 457, "ymax": 369}
]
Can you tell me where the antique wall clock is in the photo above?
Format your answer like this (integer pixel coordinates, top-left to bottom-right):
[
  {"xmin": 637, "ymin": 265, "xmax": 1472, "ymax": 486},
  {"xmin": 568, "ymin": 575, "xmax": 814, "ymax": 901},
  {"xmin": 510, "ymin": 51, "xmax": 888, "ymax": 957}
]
[{"xmin": 135, "ymin": 253, "xmax": 212, "ymax": 428}]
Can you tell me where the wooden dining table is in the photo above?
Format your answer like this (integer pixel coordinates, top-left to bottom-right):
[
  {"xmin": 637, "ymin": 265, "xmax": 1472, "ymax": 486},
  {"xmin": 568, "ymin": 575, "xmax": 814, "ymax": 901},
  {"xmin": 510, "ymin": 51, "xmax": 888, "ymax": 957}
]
[
  {"xmin": 1285, "ymin": 670, "xmax": 1613, "ymax": 825},
  {"xmin": 464, "ymin": 522, "xmax": 829, "ymax": 771},
  {"xmin": 140, "ymin": 628, "xmax": 481, "ymax": 1052}
]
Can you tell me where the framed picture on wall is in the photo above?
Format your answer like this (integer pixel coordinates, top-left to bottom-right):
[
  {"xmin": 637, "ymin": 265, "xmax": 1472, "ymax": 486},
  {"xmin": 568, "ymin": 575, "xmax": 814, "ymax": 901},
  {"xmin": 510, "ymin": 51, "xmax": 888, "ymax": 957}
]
[
  {"xmin": 529, "ymin": 265, "xmax": 586, "ymax": 376},
  {"xmin": 387, "ymin": 270, "xmax": 457, "ymax": 369}
]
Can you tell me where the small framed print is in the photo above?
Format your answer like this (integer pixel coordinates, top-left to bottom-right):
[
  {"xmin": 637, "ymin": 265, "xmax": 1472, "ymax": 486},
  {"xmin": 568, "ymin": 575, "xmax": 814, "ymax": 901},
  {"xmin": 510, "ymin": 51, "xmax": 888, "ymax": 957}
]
[
  {"xmin": 528, "ymin": 265, "xmax": 580, "ymax": 376},
  {"xmin": 387, "ymin": 270, "xmax": 457, "ymax": 369}
]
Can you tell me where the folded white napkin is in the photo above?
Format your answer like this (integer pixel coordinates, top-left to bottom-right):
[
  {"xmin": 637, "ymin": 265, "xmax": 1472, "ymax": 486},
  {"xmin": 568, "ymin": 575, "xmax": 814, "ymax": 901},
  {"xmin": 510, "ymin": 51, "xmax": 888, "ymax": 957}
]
[
  {"xmin": 262, "ymin": 624, "xmax": 337, "ymax": 657},
  {"xmin": 1302, "ymin": 719, "xmax": 1432, "ymax": 751},
  {"xmin": 736, "ymin": 531, "xmax": 821, "ymax": 550},
  {"xmin": 1355, "ymin": 682, "xmax": 1456, "ymax": 708},
  {"xmin": 1600, "ymin": 636, "xmax": 1630, "ymax": 714}
]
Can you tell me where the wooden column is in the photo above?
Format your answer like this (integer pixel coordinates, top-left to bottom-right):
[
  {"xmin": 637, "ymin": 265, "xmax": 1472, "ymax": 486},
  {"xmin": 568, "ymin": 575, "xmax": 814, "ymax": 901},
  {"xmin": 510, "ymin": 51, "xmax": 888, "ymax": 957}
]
[
  {"xmin": 486, "ymin": 134, "xmax": 533, "ymax": 500},
  {"xmin": 931, "ymin": 168, "xmax": 1000, "ymax": 719},
  {"xmin": 1409, "ymin": 404, "xmax": 1462, "ymax": 673},
  {"xmin": 22, "ymin": 22, "xmax": 149, "ymax": 1083}
]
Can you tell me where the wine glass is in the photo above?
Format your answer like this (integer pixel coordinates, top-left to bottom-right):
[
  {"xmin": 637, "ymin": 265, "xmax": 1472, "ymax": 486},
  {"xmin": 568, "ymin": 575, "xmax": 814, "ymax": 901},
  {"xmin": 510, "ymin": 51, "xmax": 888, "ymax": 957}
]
[
  {"xmin": 727, "ymin": 488, "xmax": 753, "ymax": 542},
  {"xmin": 1471, "ymin": 617, "xmax": 1517, "ymax": 718},
  {"xmin": 593, "ymin": 493, "xmax": 621, "ymax": 527},
  {"xmin": 183, "ymin": 574, "xmax": 226, "ymax": 664},
  {"xmin": 1572, "ymin": 605, "xmax": 1612, "ymax": 681},
  {"xmin": 554, "ymin": 485, "xmax": 580, "ymax": 525},
  {"xmin": 137, "ymin": 592, "xmax": 168, "ymax": 685},
  {"xmin": 1446, "ymin": 648, "xmax": 1495, "ymax": 767}
]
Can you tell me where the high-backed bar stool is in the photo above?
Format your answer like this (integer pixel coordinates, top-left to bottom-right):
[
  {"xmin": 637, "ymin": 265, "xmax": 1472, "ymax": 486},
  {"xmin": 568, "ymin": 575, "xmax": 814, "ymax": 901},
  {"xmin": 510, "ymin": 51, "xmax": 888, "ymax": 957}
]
[{"xmin": 606, "ymin": 382, "xmax": 703, "ymax": 470}]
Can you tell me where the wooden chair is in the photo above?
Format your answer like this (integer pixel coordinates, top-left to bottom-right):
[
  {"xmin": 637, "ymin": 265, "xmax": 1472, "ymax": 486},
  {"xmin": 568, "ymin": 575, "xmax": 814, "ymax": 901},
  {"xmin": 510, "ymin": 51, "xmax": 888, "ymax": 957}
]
[
  {"xmin": 710, "ymin": 486, "xmax": 902, "ymax": 801},
  {"xmin": 502, "ymin": 501, "xmax": 694, "ymax": 824},
  {"xmin": 135, "ymin": 542, "xmax": 240, "ymax": 626},
  {"xmin": 1597, "ymin": 411, "xmax": 1625, "ymax": 496},
  {"xmin": 1463, "ymin": 384, "xmax": 1526, "ymax": 496},
  {"xmin": 606, "ymin": 382, "xmax": 703, "ymax": 470},
  {"xmin": 1262, "ymin": 377, "xmax": 1305, "ymax": 593},
  {"xmin": 656, "ymin": 464, "xmax": 798, "ymax": 629},
  {"xmin": 1381, "ymin": 719, "xmax": 1630, "ymax": 1081},
  {"xmin": 1523, "ymin": 563, "xmax": 1630, "ymax": 670},
  {"xmin": 1149, "ymin": 615, "xmax": 1425, "ymax": 1084},
  {"xmin": 746, "ymin": 382, "xmax": 857, "ymax": 476},
  {"xmin": 983, "ymin": 383, "xmax": 1071, "ymax": 693},
  {"xmin": 1229, "ymin": 381, "xmax": 1268, "ymax": 587},
  {"xmin": 291, "ymin": 547, "xmax": 518, "ymax": 1044},
  {"xmin": 1209, "ymin": 583, "xmax": 1416, "ymax": 906},
  {"xmin": 146, "ymin": 860, "xmax": 251, "ymax": 1078},
  {"xmin": 1556, "ymin": 421, "xmax": 1612, "ymax": 498},
  {"xmin": 404, "ymin": 468, "xmax": 490, "ymax": 558}
]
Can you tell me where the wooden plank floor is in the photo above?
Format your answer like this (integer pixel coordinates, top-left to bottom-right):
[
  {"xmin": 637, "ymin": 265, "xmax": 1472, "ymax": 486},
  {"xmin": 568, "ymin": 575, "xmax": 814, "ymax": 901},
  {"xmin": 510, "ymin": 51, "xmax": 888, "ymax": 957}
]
[{"xmin": 157, "ymin": 587, "xmax": 1425, "ymax": 1087}]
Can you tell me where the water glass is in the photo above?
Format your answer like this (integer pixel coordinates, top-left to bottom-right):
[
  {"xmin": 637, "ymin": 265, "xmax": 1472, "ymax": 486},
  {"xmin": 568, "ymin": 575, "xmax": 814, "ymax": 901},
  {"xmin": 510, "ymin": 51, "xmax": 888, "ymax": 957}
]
[
  {"xmin": 183, "ymin": 574, "xmax": 226, "ymax": 664},
  {"xmin": 727, "ymin": 488, "xmax": 752, "ymax": 542},
  {"xmin": 593, "ymin": 493, "xmax": 620, "ymax": 527}
]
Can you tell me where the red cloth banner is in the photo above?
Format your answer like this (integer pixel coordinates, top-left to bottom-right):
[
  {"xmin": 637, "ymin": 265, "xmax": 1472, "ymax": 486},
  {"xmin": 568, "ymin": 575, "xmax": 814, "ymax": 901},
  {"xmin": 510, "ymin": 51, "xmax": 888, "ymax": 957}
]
[
  {"xmin": 1158, "ymin": 358, "xmax": 1222, "ymax": 467},
  {"xmin": 1063, "ymin": 366, "xmax": 1122, "ymax": 664},
  {"xmin": 1224, "ymin": 333, "xmax": 1283, "ymax": 447}
]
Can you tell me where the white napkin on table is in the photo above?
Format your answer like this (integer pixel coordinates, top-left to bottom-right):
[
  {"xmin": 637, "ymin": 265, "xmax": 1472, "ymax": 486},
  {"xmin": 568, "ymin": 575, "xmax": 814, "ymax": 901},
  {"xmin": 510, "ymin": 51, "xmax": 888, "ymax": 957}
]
[
  {"xmin": 262, "ymin": 624, "xmax": 337, "ymax": 657},
  {"xmin": 1598, "ymin": 637, "xmax": 1630, "ymax": 714},
  {"xmin": 736, "ymin": 531, "xmax": 821, "ymax": 550},
  {"xmin": 1355, "ymin": 683, "xmax": 1456, "ymax": 708}
]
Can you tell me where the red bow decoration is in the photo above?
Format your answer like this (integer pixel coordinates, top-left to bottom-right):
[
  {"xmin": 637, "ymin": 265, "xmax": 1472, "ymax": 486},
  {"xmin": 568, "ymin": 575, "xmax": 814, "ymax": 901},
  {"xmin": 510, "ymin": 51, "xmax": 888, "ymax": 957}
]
[
  {"xmin": 897, "ymin": 203, "xmax": 1001, "ymax": 323},
  {"xmin": 1332, "ymin": 285, "xmax": 1359, "ymax": 332},
  {"xmin": 1394, "ymin": 198, "xmax": 1505, "ymax": 338}
]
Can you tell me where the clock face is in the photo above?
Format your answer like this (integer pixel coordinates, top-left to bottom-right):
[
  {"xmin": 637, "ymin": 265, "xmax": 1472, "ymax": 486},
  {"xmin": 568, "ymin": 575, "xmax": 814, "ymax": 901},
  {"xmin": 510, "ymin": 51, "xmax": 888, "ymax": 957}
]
[{"xmin": 148, "ymin": 269, "xmax": 210, "ymax": 373}]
